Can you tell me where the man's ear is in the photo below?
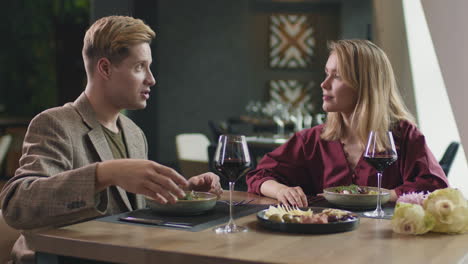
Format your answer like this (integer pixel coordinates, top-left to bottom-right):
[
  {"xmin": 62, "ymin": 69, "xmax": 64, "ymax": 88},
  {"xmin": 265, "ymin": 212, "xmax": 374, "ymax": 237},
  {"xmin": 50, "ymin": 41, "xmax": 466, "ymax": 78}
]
[{"xmin": 96, "ymin": 58, "xmax": 112, "ymax": 80}]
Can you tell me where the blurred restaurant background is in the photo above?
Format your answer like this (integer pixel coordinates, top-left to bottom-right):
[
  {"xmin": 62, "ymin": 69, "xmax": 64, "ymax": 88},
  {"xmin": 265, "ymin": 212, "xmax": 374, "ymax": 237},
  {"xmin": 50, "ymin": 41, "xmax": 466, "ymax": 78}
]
[{"xmin": 0, "ymin": 0, "xmax": 467, "ymax": 194}]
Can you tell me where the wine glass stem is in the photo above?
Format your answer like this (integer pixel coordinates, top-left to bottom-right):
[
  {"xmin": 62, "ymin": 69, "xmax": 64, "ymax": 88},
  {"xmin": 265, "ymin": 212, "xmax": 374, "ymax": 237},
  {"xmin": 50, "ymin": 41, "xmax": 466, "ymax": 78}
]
[
  {"xmin": 228, "ymin": 181, "xmax": 236, "ymax": 226},
  {"xmin": 376, "ymin": 171, "xmax": 383, "ymax": 213}
]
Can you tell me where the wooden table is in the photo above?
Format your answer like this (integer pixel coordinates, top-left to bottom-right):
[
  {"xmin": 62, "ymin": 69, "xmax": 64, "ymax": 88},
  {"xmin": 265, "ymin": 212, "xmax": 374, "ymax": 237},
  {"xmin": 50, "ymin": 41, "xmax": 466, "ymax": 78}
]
[{"xmin": 25, "ymin": 191, "xmax": 468, "ymax": 264}]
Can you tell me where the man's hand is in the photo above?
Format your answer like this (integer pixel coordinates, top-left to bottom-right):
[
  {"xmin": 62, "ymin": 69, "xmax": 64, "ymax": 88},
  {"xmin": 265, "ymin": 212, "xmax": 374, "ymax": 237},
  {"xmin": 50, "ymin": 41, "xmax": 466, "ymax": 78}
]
[
  {"xmin": 96, "ymin": 159, "xmax": 189, "ymax": 204},
  {"xmin": 276, "ymin": 186, "xmax": 308, "ymax": 207},
  {"xmin": 187, "ymin": 172, "xmax": 223, "ymax": 197}
]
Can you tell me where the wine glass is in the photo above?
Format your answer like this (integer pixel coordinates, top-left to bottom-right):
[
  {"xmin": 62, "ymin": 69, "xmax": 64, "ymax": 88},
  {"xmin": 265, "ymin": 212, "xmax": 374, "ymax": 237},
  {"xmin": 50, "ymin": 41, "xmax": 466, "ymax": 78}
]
[
  {"xmin": 213, "ymin": 135, "xmax": 252, "ymax": 233},
  {"xmin": 363, "ymin": 131, "xmax": 397, "ymax": 218},
  {"xmin": 272, "ymin": 102, "xmax": 291, "ymax": 137}
]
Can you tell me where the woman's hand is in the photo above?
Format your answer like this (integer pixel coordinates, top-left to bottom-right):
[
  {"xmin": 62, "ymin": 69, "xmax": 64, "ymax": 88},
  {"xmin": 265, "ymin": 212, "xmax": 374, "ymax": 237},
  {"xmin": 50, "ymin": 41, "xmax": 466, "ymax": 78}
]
[
  {"xmin": 260, "ymin": 180, "xmax": 308, "ymax": 207},
  {"xmin": 276, "ymin": 186, "xmax": 308, "ymax": 207}
]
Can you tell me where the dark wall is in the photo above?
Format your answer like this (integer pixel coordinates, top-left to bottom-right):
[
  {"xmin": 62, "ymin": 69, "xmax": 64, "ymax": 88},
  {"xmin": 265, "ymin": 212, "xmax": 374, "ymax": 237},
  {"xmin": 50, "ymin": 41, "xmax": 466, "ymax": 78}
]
[
  {"xmin": 91, "ymin": 0, "xmax": 372, "ymax": 169},
  {"xmin": 154, "ymin": 0, "xmax": 253, "ymax": 167}
]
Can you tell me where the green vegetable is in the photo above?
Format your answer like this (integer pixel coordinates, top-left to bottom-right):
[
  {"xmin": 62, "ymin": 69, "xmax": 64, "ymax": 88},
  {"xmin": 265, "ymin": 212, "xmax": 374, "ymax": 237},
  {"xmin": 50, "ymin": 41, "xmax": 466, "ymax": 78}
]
[
  {"xmin": 181, "ymin": 191, "xmax": 199, "ymax": 201},
  {"xmin": 282, "ymin": 214, "xmax": 294, "ymax": 223},
  {"xmin": 334, "ymin": 184, "xmax": 360, "ymax": 194},
  {"xmin": 268, "ymin": 214, "xmax": 284, "ymax": 223},
  {"xmin": 291, "ymin": 216, "xmax": 302, "ymax": 223}
]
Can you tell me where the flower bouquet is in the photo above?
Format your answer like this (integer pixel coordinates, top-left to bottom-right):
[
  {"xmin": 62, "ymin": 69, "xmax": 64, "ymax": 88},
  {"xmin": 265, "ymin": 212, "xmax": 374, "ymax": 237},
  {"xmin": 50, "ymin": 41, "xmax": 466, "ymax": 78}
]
[{"xmin": 391, "ymin": 188, "xmax": 468, "ymax": 235}]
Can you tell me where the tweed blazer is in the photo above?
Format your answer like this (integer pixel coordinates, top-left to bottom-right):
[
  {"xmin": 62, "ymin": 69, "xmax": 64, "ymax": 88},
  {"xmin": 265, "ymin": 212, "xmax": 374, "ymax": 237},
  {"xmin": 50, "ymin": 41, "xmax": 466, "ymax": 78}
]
[{"xmin": 0, "ymin": 93, "xmax": 148, "ymax": 230}]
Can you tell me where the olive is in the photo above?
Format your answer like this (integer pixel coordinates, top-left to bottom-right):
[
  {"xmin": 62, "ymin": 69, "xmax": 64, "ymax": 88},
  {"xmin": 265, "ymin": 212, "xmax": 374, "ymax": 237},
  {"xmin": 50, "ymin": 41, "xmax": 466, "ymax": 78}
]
[
  {"xmin": 291, "ymin": 216, "xmax": 302, "ymax": 224},
  {"xmin": 268, "ymin": 214, "xmax": 284, "ymax": 223},
  {"xmin": 282, "ymin": 214, "xmax": 294, "ymax": 223}
]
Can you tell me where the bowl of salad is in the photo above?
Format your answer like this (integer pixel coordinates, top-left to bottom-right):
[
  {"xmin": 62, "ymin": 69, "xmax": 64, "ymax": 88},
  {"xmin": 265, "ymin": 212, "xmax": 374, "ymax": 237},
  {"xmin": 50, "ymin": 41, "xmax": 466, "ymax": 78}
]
[
  {"xmin": 145, "ymin": 190, "xmax": 217, "ymax": 215},
  {"xmin": 323, "ymin": 185, "xmax": 390, "ymax": 209}
]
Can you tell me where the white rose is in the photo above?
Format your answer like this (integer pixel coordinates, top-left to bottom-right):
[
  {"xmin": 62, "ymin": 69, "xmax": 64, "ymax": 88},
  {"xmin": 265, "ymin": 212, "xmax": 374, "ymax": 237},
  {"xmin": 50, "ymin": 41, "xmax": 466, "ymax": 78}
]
[{"xmin": 391, "ymin": 202, "xmax": 434, "ymax": 235}]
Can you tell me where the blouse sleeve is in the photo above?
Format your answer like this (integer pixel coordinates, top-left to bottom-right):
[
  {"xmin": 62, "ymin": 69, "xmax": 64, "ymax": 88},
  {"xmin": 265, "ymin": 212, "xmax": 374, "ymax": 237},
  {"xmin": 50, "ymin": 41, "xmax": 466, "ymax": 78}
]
[
  {"xmin": 246, "ymin": 131, "xmax": 311, "ymax": 195},
  {"xmin": 394, "ymin": 122, "xmax": 449, "ymax": 196}
]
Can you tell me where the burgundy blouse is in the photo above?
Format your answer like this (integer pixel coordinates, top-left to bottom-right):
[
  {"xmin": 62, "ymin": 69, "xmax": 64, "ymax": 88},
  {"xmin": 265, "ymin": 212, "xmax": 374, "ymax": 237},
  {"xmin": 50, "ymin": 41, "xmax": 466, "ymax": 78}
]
[{"xmin": 246, "ymin": 120, "xmax": 449, "ymax": 197}]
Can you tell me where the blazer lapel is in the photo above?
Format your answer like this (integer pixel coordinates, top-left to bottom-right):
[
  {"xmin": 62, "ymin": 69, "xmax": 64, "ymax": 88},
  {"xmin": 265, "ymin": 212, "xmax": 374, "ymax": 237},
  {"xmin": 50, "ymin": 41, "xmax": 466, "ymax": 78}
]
[
  {"xmin": 88, "ymin": 128, "xmax": 114, "ymax": 161},
  {"xmin": 115, "ymin": 187, "xmax": 134, "ymax": 211},
  {"xmin": 119, "ymin": 115, "xmax": 147, "ymax": 209},
  {"xmin": 89, "ymin": 129, "xmax": 134, "ymax": 211},
  {"xmin": 73, "ymin": 93, "xmax": 134, "ymax": 211},
  {"xmin": 120, "ymin": 116, "xmax": 145, "ymax": 159}
]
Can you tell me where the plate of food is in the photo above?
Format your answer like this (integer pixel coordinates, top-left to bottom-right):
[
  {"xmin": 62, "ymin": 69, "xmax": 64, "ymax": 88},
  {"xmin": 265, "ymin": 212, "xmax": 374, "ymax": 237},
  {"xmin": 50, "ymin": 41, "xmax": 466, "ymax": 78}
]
[
  {"xmin": 145, "ymin": 191, "xmax": 217, "ymax": 215},
  {"xmin": 323, "ymin": 184, "xmax": 390, "ymax": 209},
  {"xmin": 256, "ymin": 205, "xmax": 359, "ymax": 234}
]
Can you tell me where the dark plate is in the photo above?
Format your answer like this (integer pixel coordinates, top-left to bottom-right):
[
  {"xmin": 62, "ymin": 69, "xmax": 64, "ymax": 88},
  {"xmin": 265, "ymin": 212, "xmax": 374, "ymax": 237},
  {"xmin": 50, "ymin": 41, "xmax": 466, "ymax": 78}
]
[{"xmin": 256, "ymin": 207, "xmax": 359, "ymax": 234}]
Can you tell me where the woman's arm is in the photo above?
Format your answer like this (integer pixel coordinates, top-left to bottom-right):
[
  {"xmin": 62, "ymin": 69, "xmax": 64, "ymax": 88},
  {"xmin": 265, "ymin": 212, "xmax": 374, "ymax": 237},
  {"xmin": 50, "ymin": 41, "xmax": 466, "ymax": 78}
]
[
  {"xmin": 246, "ymin": 132, "xmax": 310, "ymax": 194},
  {"xmin": 394, "ymin": 121, "xmax": 449, "ymax": 197},
  {"xmin": 246, "ymin": 129, "xmax": 324, "ymax": 207}
]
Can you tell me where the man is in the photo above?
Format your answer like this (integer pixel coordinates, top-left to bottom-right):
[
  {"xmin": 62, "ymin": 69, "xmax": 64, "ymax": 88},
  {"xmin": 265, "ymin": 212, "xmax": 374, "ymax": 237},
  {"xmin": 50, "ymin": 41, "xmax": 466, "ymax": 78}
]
[{"xmin": 0, "ymin": 16, "xmax": 221, "ymax": 263}]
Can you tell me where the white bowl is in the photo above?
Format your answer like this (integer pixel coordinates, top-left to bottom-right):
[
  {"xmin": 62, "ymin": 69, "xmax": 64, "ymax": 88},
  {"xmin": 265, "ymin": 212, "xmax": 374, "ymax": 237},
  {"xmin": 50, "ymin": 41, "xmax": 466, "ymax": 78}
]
[
  {"xmin": 323, "ymin": 186, "xmax": 391, "ymax": 209},
  {"xmin": 145, "ymin": 191, "xmax": 217, "ymax": 215}
]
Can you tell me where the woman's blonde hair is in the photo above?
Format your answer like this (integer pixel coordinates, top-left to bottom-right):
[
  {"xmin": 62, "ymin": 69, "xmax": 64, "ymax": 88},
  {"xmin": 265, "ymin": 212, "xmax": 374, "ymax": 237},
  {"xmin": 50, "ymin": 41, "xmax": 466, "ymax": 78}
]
[
  {"xmin": 82, "ymin": 16, "xmax": 155, "ymax": 74},
  {"xmin": 321, "ymin": 39, "xmax": 415, "ymax": 148}
]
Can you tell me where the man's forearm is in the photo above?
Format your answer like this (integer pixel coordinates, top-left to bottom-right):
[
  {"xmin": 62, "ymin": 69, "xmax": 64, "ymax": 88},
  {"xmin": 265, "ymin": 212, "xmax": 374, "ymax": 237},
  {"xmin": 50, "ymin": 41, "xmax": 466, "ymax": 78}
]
[{"xmin": 95, "ymin": 161, "xmax": 113, "ymax": 192}]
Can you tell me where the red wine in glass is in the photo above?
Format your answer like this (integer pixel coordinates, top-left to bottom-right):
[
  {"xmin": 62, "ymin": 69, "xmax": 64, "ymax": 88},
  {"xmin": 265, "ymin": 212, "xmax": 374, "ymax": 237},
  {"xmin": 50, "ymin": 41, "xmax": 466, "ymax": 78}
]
[
  {"xmin": 364, "ymin": 156, "xmax": 397, "ymax": 172},
  {"xmin": 215, "ymin": 158, "xmax": 251, "ymax": 182},
  {"xmin": 213, "ymin": 135, "xmax": 251, "ymax": 234},
  {"xmin": 363, "ymin": 131, "xmax": 397, "ymax": 218}
]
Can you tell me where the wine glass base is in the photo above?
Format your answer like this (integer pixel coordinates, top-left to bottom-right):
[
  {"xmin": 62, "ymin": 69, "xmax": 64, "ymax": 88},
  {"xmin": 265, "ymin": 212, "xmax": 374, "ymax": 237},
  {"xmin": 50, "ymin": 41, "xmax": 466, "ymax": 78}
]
[
  {"xmin": 363, "ymin": 209, "xmax": 386, "ymax": 219},
  {"xmin": 213, "ymin": 223, "xmax": 248, "ymax": 234}
]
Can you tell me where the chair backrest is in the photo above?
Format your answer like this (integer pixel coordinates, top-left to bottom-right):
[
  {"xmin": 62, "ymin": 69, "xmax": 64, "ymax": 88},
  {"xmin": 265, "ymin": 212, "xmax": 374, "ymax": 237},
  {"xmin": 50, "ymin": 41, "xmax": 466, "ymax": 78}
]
[
  {"xmin": 207, "ymin": 120, "xmax": 228, "ymax": 144},
  {"xmin": 176, "ymin": 133, "xmax": 210, "ymax": 177},
  {"xmin": 439, "ymin": 141, "xmax": 460, "ymax": 177},
  {"xmin": 176, "ymin": 133, "xmax": 210, "ymax": 162},
  {"xmin": 0, "ymin": 134, "xmax": 13, "ymax": 169},
  {"xmin": 0, "ymin": 209, "xmax": 20, "ymax": 263}
]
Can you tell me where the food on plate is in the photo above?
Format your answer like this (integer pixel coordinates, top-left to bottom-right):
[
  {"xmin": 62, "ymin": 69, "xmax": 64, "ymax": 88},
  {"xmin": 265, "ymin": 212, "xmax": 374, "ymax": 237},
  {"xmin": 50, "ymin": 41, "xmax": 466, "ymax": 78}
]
[
  {"xmin": 282, "ymin": 214, "xmax": 302, "ymax": 223},
  {"xmin": 264, "ymin": 205, "xmax": 356, "ymax": 224},
  {"xmin": 332, "ymin": 184, "xmax": 378, "ymax": 195},
  {"xmin": 268, "ymin": 214, "xmax": 284, "ymax": 223},
  {"xmin": 179, "ymin": 190, "xmax": 204, "ymax": 201},
  {"xmin": 264, "ymin": 204, "xmax": 313, "ymax": 218}
]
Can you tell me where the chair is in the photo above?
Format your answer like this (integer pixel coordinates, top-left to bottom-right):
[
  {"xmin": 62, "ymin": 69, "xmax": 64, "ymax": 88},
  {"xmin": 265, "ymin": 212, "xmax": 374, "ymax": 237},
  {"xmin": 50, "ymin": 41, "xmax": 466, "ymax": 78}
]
[
  {"xmin": 175, "ymin": 133, "xmax": 210, "ymax": 178},
  {"xmin": 207, "ymin": 120, "xmax": 229, "ymax": 144},
  {"xmin": 439, "ymin": 141, "xmax": 460, "ymax": 177},
  {"xmin": 0, "ymin": 134, "xmax": 13, "ymax": 169},
  {"xmin": 0, "ymin": 209, "xmax": 20, "ymax": 263}
]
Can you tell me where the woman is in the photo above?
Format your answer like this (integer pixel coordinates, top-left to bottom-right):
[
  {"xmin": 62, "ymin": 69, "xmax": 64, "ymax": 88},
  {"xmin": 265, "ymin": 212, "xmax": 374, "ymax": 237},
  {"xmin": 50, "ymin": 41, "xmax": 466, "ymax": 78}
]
[{"xmin": 246, "ymin": 39, "xmax": 449, "ymax": 207}]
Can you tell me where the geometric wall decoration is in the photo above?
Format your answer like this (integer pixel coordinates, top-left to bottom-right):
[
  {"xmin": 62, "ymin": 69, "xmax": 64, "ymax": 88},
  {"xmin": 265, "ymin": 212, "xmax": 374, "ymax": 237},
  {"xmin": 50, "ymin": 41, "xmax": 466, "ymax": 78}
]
[
  {"xmin": 269, "ymin": 80, "xmax": 314, "ymax": 108},
  {"xmin": 270, "ymin": 14, "xmax": 315, "ymax": 69}
]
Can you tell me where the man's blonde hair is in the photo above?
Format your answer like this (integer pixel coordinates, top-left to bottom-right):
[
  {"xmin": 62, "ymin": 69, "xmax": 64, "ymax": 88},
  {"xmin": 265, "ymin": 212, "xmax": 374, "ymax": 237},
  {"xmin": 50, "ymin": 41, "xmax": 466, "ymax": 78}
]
[
  {"xmin": 82, "ymin": 16, "xmax": 155, "ymax": 73},
  {"xmin": 321, "ymin": 39, "xmax": 415, "ymax": 148}
]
